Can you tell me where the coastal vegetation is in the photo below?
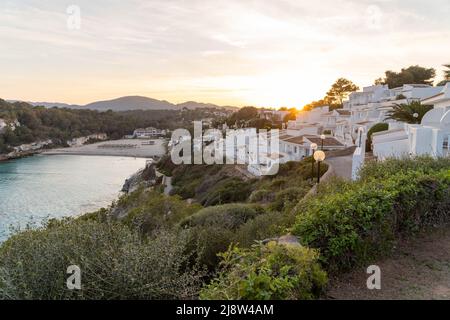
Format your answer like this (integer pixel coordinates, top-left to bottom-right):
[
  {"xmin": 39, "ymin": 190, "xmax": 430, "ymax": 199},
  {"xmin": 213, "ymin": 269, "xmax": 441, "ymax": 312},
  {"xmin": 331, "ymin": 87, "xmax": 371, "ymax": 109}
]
[
  {"xmin": 0, "ymin": 157, "xmax": 449, "ymax": 300},
  {"xmin": 375, "ymin": 65, "xmax": 437, "ymax": 88},
  {"xmin": 0, "ymin": 99, "xmax": 228, "ymax": 154}
]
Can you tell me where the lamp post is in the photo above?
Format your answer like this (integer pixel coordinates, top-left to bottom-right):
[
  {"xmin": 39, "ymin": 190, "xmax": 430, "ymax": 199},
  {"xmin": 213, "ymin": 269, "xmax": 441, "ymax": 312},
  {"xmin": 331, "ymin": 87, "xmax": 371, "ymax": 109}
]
[
  {"xmin": 358, "ymin": 127, "xmax": 364, "ymax": 148},
  {"xmin": 310, "ymin": 143, "xmax": 318, "ymax": 181},
  {"xmin": 413, "ymin": 113, "xmax": 419, "ymax": 123},
  {"xmin": 320, "ymin": 134, "xmax": 326, "ymax": 150},
  {"xmin": 314, "ymin": 150, "xmax": 326, "ymax": 184}
]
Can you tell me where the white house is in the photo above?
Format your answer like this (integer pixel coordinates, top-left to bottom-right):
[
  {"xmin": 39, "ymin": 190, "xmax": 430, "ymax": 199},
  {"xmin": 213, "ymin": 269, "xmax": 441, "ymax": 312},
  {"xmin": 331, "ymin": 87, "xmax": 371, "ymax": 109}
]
[
  {"xmin": 258, "ymin": 109, "xmax": 290, "ymax": 122},
  {"xmin": 67, "ymin": 133, "xmax": 108, "ymax": 147},
  {"xmin": 133, "ymin": 127, "xmax": 166, "ymax": 138},
  {"xmin": 13, "ymin": 139, "xmax": 53, "ymax": 153},
  {"xmin": 279, "ymin": 134, "xmax": 345, "ymax": 162},
  {"xmin": 372, "ymin": 83, "xmax": 450, "ymax": 159}
]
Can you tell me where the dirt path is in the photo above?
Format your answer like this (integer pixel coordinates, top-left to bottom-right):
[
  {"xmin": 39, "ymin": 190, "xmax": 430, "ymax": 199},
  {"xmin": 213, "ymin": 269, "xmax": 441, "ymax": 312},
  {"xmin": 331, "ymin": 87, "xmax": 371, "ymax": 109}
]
[{"xmin": 327, "ymin": 226, "xmax": 450, "ymax": 300}]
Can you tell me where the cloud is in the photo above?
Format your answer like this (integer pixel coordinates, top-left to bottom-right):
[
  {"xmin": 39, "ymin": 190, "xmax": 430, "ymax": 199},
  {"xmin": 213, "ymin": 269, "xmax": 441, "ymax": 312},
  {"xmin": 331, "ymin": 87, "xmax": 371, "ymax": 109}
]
[{"xmin": 0, "ymin": 0, "xmax": 449, "ymax": 106}]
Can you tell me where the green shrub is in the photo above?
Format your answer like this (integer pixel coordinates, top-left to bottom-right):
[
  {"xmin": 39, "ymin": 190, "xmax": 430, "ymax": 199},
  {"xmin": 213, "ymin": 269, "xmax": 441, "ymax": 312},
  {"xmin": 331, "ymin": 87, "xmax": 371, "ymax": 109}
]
[
  {"xmin": 200, "ymin": 178, "xmax": 253, "ymax": 206},
  {"xmin": 234, "ymin": 212, "xmax": 295, "ymax": 248},
  {"xmin": 248, "ymin": 189, "xmax": 274, "ymax": 203},
  {"xmin": 292, "ymin": 168, "xmax": 450, "ymax": 272},
  {"xmin": 179, "ymin": 204, "xmax": 266, "ymax": 269},
  {"xmin": 179, "ymin": 203, "xmax": 264, "ymax": 230},
  {"xmin": 122, "ymin": 190, "xmax": 202, "ymax": 235},
  {"xmin": 200, "ymin": 242, "xmax": 327, "ymax": 300},
  {"xmin": 270, "ymin": 187, "xmax": 309, "ymax": 212},
  {"xmin": 359, "ymin": 156, "xmax": 450, "ymax": 181},
  {"xmin": 0, "ymin": 220, "xmax": 203, "ymax": 299}
]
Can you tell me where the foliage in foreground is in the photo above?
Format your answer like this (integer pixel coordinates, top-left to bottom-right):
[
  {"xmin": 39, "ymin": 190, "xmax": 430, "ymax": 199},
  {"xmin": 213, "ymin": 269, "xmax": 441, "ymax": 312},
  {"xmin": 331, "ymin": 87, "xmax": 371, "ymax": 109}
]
[
  {"xmin": 200, "ymin": 242, "xmax": 327, "ymax": 300},
  {"xmin": 292, "ymin": 159, "xmax": 450, "ymax": 272},
  {"xmin": 0, "ymin": 219, "xmax": 203, "ymax": 300}
]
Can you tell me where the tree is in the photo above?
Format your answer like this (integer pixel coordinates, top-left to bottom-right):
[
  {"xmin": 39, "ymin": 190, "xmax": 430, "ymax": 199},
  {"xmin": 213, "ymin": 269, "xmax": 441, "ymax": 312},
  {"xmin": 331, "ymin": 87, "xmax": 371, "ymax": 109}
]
[
  {"xmin": 325, "ymin": 78, "xmax": 359, "ymax": 108},
  {"xmin": 302, "ymin": 99, "xmax": 327, "ymax": 111},
  {"xmin": 385, "ymin": 101, "xmax": 433, "ymax": 124},
  {"xmin": 437, "ymin": 64, "xmax": 450, "ymax": 86},
  {"xmin": 375, "ymin": 65, "xmax": 436, "ymax": 88}
]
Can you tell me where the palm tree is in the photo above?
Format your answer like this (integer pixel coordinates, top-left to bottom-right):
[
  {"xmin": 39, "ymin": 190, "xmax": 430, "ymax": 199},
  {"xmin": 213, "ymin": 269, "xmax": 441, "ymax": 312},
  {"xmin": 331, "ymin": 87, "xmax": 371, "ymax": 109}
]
[
  {"xmin": 385, "ymin": 101, "xmax": 433, "ymax": 124},
  {"xmin": 437, "ymin": 64, "xmax": 450, "ymax": 86},
  {"xmin": 444, "ymin": 64, "xmax": 450, "ymax": 80}
]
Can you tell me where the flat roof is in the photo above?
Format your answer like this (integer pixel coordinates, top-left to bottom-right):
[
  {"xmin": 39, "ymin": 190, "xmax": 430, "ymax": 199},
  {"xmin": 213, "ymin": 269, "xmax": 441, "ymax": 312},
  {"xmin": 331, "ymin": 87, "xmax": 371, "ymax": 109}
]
[{"xmin": 305, "ymin": 136, "xmax": 344, "ymax": 146}]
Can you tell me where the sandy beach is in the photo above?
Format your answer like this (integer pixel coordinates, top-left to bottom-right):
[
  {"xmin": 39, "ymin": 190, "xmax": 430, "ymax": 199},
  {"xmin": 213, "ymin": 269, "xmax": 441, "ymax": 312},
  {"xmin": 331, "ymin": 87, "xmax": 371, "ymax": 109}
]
[{"xmin": 43, "ymin": 139, "xmax": 167, "ymax": 158}]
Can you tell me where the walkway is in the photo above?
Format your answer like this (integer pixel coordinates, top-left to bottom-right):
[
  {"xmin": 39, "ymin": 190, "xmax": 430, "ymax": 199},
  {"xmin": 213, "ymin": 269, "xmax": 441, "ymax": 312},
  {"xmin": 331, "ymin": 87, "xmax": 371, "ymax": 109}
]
[{"xmin": 327, "ymin": 226, "xmax": 450, "ymax": 300}]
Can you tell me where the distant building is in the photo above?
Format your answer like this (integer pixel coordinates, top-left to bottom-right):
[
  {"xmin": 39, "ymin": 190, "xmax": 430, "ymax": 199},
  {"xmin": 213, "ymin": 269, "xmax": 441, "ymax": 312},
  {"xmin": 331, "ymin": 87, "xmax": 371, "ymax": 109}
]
[
  {"xmin": 279, "ymin": 134, "xmax": 345, "ymax": 161},
  {"xmin": 13, "ymin": 139, "xmax": 53, "ymax": 152},
  {"xmin": 258, "ymin": 109, "xmax": 290, "ymax": 122},
  {"xmin": 67, "ymin": 133, "xmax": 107, "ymax": 147},
  {"xmin": 133, "ymin": 127, "xmax": 166, "ymax": 139},
  {"xmin": 0, "ymin": 119, "xmax": 6, "ymax": 133}
]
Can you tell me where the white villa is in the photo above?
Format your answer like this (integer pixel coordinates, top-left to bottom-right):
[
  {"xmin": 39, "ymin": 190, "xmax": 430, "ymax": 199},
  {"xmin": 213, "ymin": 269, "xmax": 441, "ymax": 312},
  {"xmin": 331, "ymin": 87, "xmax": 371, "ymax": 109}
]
[
  {"xmin": 258, "ymin": 109, "xmax": 290, "ymax": 122},
  {"xmin": 133, "ymin": 127, "xmax": 166, "ymax": 139},
  {"xmin": 12, "ymin": 139, "xmax": 53, "ymax": 153},
  {"xmin": 372, "ymin": 83, "xmax": 450, "ymax": 159},
  {"xmin": 67, "ymin": 133, "xmax": 108, "ymax": 147},
  {"xmin": 284, "ymin": 83, "xmax": 444, "ymax": 150}
]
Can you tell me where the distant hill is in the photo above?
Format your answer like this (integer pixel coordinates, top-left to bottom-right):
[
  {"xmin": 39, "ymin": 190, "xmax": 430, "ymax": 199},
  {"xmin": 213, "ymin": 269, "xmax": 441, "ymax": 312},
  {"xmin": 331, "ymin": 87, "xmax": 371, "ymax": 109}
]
[
  {"xmin": 7, "ymin": 100, "xmax": 82, "ymax": 109},
  {"xmin": 176, "ymin": 101, "xmax": 238, "ymax": 111},
  {"xmin": 8, "ymin": 96, "xmax": 238, "ymax": 112},
  {"xmin": 84, "ymin": 96, "xmax": 176, "ymax": 111}
]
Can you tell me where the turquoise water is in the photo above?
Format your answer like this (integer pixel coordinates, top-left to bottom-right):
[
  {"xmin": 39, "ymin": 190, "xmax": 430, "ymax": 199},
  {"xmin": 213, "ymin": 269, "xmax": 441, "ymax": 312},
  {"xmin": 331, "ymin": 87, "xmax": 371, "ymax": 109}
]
[{"xmin": 0, "ymin": 155, "xmax": 147, "ymax": 241}]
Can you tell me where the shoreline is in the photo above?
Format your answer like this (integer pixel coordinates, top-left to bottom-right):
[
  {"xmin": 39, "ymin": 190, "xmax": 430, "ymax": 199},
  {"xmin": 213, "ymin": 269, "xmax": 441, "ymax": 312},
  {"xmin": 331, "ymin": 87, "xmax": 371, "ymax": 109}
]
[
  {"xmin": 1, "ymin": 138, "xmax": 168, "ymax": 162},
  {"xmin": 43, "ymin": 138, "xmax": 167, "ymax": 159}
]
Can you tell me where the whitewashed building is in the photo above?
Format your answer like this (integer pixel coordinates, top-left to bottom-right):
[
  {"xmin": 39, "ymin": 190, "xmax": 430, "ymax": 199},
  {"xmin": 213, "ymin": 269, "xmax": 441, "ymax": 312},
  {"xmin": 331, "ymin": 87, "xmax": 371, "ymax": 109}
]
[
  {"xmin": 133, "ymin": 127, "xmax": 166, "ymax": 138},
  {"xmin": 372, "ymin": 83, "xmax": 450, "ymax": 159},
  {"xmin": 67, "ymin": 133, "xmax": 107, "ymax": 147}
]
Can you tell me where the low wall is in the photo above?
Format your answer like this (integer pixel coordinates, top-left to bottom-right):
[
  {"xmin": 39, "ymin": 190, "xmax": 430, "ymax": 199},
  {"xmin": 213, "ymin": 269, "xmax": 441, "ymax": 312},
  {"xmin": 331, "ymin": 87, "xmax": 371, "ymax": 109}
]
[{"xmin": 304, "ymin": 161, "xmax": 335, "ymax": 198}]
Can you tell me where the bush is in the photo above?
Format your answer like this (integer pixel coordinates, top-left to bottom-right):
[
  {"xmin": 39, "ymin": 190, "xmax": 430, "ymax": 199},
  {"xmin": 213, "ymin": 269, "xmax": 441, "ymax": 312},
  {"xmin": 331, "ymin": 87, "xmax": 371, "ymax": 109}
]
[
  {"xmin": 359, "ymin": 156, "xmax": 450, "ymax": 181},
  {"xmin": 121, "ymin": 190, "xmax": 202, "ymax": 235},
  {"xmin": 249, "ymin": 189, "xmax": 274, "ymax": 203},
  {"xmin": 180, "ymin": 203, "xmax": 264, "ymax": 230},
  {"xmin": 0, "ymin": 220, "xmax": 203, "ymax": 299},
  {"xmin": 200, "ymin": 242, "xmax": 327, "ymax": 300},
  {"xmin": 200, "ymin": 178, "xmax": 253, "ymax": 206},
  {"xmin": 179, "ymin": 204, "xmax": 266, "ymax": 269},
  {"xmin": 269, "ymin": 187, "xmax": 309, "ymax": 212},
  {"xmin": 234, "ymin": 212, "xmax": 295, "ymax": 248},
  {"xmin": 292, "ymin": 168, "xmax": 450, "ymax": 272}
]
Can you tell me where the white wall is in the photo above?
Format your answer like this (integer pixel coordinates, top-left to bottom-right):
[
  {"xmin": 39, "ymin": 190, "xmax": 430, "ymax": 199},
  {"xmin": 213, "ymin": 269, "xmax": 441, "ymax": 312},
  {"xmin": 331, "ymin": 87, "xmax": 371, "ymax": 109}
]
[{"xmin": 373, "ymin": 139, "xmax": 410, "ymax": 160}]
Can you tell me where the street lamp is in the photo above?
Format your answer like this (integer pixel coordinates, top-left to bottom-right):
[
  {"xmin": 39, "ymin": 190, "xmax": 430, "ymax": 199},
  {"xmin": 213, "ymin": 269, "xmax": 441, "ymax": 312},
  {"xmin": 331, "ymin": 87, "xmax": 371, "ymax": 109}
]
[
  {"xmin": 320, "ymin": 134, "xmax": 326, "ymax": 150},
  {"xmin": 314, "ymin": 150, "xmax": 326, "ymax": 184},
  {"xmin": 310, "ymin": 143, "xmax": 318, "ymax": 181},
  {"xmin": 413, "ymin": 113, "xmax": 419, "ymax": 123},
  {"xmin": 358, "ymin": 127, "xmax": 364, "ymax": 148}
]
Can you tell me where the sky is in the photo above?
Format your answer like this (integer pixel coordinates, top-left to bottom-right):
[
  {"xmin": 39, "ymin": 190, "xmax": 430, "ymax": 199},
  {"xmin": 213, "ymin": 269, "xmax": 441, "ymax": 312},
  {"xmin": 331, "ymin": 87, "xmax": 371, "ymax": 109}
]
[{"xmin": 0, "ymin": 0, "xmax": 450, "ymax": 108}]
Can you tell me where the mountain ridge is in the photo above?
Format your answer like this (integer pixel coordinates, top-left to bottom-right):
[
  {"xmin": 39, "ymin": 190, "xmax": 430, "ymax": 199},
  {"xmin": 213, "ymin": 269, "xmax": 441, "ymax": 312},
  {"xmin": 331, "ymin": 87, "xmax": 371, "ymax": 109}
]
[{"xmin": 7, "ymin": 96, "xmax": 238, "ymax": 112}]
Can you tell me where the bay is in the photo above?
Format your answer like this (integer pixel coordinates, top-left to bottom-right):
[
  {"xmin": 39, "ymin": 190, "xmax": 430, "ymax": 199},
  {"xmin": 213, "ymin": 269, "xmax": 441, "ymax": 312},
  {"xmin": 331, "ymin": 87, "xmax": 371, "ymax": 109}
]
[{"xmin": 0, "ymin": 155, "xmax": 147, "ymax": 241}]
